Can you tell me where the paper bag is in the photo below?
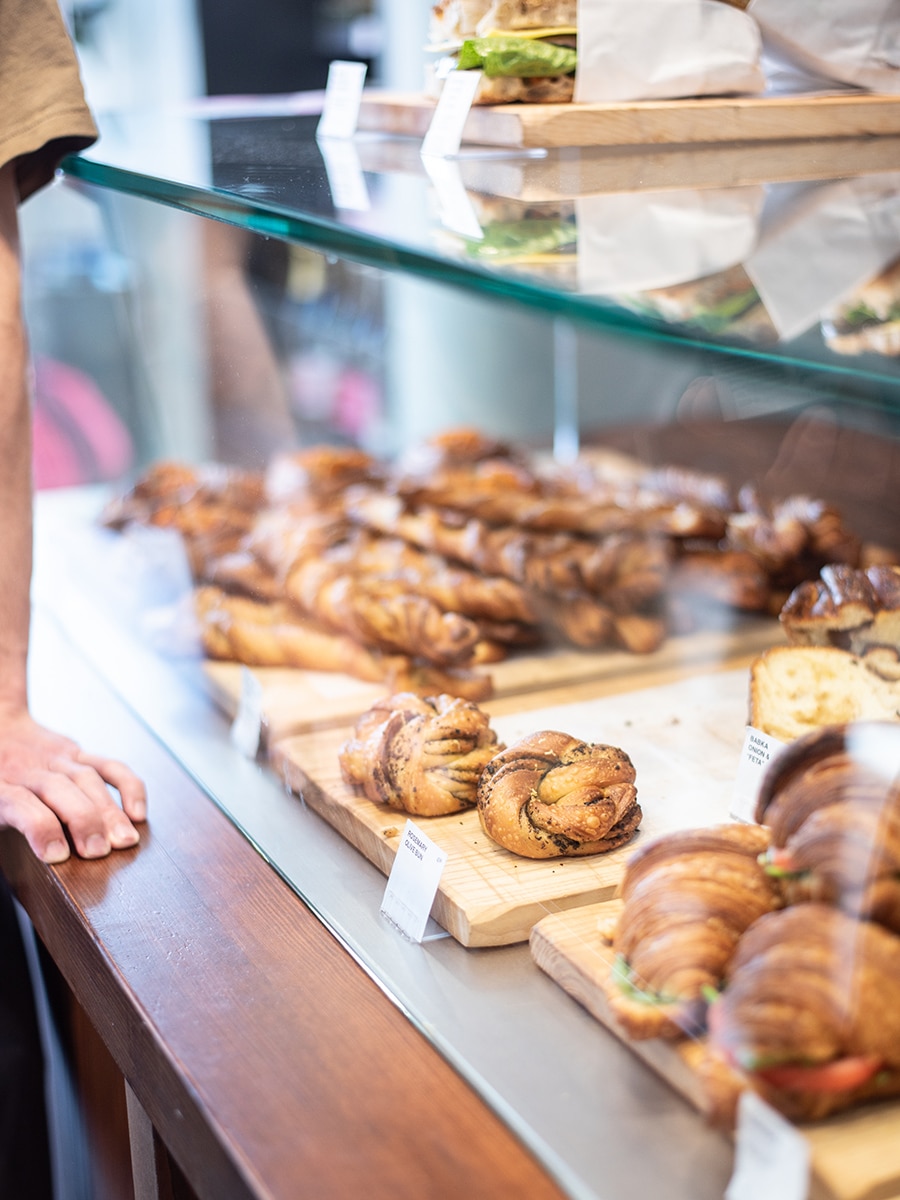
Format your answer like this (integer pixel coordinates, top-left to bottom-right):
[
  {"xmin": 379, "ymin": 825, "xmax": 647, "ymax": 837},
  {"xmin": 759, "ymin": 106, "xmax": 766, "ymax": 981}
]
[
  {"xmin": 575, "ymin": 0, "xmax": 765, "ymax": 103},
  {"xmin": 750, "ymin": 0, "xmax": 900, "ymax": 94}
]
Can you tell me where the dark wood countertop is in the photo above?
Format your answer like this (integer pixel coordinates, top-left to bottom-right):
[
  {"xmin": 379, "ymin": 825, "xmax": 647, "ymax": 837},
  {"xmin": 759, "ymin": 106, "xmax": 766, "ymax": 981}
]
[{"xmin": 1, "ymin": 613, "xmax": 565, "ymax": 1200}]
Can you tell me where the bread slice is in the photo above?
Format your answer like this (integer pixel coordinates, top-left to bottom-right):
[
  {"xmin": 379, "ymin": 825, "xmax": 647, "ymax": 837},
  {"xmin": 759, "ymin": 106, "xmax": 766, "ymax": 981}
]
[{"xmin": 749, "ymin": 645, "xmax": 900, "ymax": 742}]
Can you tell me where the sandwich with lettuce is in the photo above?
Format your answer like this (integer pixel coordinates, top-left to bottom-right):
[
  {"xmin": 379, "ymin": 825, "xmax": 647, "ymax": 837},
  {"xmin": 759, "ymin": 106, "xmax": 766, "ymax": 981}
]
[
  {"xmin": 616, "ymin": 263, "xmax": 779, "ymax": 345},
  {"xmin": 428, "ymin": 0, "xmax": 578, "ymax": 104},
  {"xmin": 821, "ymin": 255, "xmax": 900, "ymax": 358}
]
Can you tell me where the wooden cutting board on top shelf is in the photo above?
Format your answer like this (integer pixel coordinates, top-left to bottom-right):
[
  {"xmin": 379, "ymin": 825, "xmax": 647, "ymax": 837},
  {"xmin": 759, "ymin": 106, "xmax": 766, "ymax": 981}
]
[
  {"xmin": 530, "ymin": 902, "xmax": 900, "ymax": 1200},
  {"xmin": 268, "ymin": 664, "xmax": 754, "ymax": 947},
  {"xmin": 357, "ymin": 89, "xmax": 900, "ymax": 150},
  {"xmin": 203, "ymin": 614, "xmax": 779, "ymax": 739}
]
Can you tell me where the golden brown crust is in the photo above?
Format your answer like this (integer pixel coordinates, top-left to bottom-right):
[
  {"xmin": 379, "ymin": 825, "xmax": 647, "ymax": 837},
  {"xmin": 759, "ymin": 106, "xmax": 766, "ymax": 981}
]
[
  {"xmin": 780, "ymin": 564, "xmax": 900, "ymax": 658},
  {"xmin": 755, "ymin": 721, "xmax": 900, "ymax": 933},
  {"xmin": 194, "ymin": 587, "xmax": 493, "ymax": 700},
  {"xmin": 264, "ymin": 445, "xmax": 381, "ymax": 506},
  {"xmin": 339, "ymin": 692, "xmax": 501, "ymax": 816},
  {"xmin": 473, "ymin": 73, "xmax": 575, "ymax": 105},
  {"xmin": 476, "ymin": 730, "xmax": 640, "ymax": 859},
  {"xmin": 705, "ymin": 904, "xmax": 900, "ymax": 1122},
  {"xmin": 604, "ymin": 824, "xmax": 780, "ymax": 1042}
]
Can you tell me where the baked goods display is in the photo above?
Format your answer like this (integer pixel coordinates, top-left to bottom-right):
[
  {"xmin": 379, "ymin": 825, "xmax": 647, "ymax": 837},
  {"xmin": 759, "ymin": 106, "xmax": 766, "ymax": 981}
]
[
  {"xmin": 339, "ymin": 692, "xmax": 501, "ymax": 816},
  {"xmin": 585, "ymin": 721, "xmax": 900, "ymax": 1128},
  {"xmin": 746, "ymin": 559, "xmax": 900, "ymax": 741},
  {"xmin": 476, "ymin": 731, "xmax": 641, "ymax": 858},
  {"xmin": 337, "ymin": 693, "xmax": 642, "ymax": 859},
  {"xmin": 102, "ymin": 428, "xmax": 871, "ymax": 702},
  {"xmin": 100, "ymin": 427, "xmax": 900, "ymax": 1171}
]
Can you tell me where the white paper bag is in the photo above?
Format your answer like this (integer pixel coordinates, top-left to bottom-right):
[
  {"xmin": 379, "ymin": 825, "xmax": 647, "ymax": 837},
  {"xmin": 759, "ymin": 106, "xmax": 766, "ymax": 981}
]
[
  {"xmin": 575, "ymin": 0, "xmax": 765, "ymax": 103},
  {"xmin": 750, "ymin": 0, "xmax": 900, "ymax": 93},
  {"xmin": 575, "ymin": 186, "xmax": 764, "ymax": 294},
  {"xmin": 745, "ymin": 171, "xmax": 900, "ymax": 340}
]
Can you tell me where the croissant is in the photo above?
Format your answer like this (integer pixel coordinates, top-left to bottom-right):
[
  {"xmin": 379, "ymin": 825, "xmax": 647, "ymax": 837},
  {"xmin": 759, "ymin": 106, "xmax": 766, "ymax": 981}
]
[
  {"xmin": 476, "ymin": 731, "xmax": 641, "ymax": 859},
  {"xmin": 604, "ymin": 824, "xmax": 780, "ymax": 1040},
  {"xmin": 339, "ymin": 693, "xmax": 501, "ymax": 816},
  {"xmin": 703, "ymin": 903, "xmax": 900, "ymax": 1123},
  {"xmin": 755, "ymin": 722, "xmax": 900, "ymax": 932}
]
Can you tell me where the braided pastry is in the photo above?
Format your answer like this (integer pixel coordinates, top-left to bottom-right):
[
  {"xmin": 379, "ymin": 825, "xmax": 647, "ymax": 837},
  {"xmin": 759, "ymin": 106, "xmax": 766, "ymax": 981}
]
[
  {"xmin": 780, "ymin": 563, "xmax": 900, "ymax": 660},
  {"xmin": 286, "ymin": 556, "xmax": 483, "ymax": 667},
  {"xmin": 194, "ymin": 587, "xmax": 493, "ymax": 700},
  {"xmin": 476, "ymin": 731, "xmax": 641, "ymax": 859},
  {"xmin": 339, "ymin": 693, "xmax": 501, "ymax": 816}
]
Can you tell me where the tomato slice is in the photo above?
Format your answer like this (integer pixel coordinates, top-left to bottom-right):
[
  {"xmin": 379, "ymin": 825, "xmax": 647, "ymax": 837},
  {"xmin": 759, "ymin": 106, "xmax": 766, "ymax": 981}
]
[{"xmin": 755, "ymin": 1055, "xmax": 883, "ymax": 1094}]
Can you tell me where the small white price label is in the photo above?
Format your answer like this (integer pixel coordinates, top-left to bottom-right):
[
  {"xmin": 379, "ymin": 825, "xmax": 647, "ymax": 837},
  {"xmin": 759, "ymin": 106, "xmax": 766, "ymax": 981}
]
[
  {"xmin": 421, "ymin": 154, "xmax": 483, "ymax": 240},
  {"xmin": 381, "ymin": 820, "xmax": 448, "ymax": 943},
  {"xmin": 731, "ymin": 726, "xmax": 787, "ymax": 822},
  {"xmin": 230, "ymin": 667, "xmax": 264, "ymax": 758},
  {"xmin": 318, "ymin": 136, "xmax": 370, "ymax": 211},
  {"xmin": 316, "ymin": 59, "xmax": 367, "ymax": 140},
  {"xmin": 726, "ymin": 1091, "xmax": 810, "ymax": 1200},
  {"xmin": 421, "ymin": 69, "xmax": 482, "ymax": 158}
]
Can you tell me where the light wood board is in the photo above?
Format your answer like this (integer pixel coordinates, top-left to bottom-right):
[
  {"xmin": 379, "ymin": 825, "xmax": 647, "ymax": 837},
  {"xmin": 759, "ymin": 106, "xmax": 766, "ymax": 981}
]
[
  {"xmin": 269, "ymin": 665, "xmax": 753, "ymax": 947},
  {"xmin": 356, "ymin": 132, "xmax": 900, "ymax": 201},
  {"xmin": 358, "ymin": 89, "xmax": 900, "ymax": 150},
  {"xmin": 530, "ymin": 902, "xmax": 900, "ymax": 1200},
  {"xmin": 204, "ymin": 615, "xmax": 779, "ymax": 738}
]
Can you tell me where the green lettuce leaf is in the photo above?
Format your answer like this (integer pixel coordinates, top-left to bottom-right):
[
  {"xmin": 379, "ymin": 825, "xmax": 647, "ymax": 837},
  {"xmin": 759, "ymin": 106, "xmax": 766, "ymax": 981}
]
[{"xmin": 457, "ymin": 36, "xmax": 577, "ymax": 79}]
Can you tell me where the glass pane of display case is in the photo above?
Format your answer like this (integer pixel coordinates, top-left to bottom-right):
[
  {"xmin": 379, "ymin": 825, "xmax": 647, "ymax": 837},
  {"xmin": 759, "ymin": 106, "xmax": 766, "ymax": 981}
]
[
  {"xmin": 22, "ymin": 114, "xmax": 900, "ymax": 1200},
  {"xmin": 65, "ymin": 109, "xmax": 900, "ymax": 417}
]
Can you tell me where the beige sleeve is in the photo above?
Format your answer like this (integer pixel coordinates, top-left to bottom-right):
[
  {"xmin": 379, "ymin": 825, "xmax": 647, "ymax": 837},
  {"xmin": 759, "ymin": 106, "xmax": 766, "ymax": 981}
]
[{"xmin": 0, "ymin": 0, "xmax": 98, "ymax": 202}]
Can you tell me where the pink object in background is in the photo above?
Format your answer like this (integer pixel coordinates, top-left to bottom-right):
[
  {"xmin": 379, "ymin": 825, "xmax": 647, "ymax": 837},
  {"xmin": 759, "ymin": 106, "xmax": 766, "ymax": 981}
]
[{"xmin": 31, "ymin": 357, "xmax": 133, "ymax": 490}]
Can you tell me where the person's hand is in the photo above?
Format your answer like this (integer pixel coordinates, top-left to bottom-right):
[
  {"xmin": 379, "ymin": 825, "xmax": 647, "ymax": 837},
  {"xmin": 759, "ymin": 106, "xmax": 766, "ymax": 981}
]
[{"xmin": 0, "ymin": 711, "xmax": 147, "ymax": 863}]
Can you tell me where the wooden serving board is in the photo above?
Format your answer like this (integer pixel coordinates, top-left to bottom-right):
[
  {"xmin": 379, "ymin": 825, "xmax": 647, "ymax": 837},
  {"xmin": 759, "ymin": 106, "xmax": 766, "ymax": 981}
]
[
  {"xmin": 530, "ymin": 902, "xmax": 900, "ymax": 1200},
  {"xmin": 204, "ymin": 615, "xmax": 779, "ymax": 738},
  {"xmin": 358, "ymin": 88, "xmax": 900, "ymax": 150},
  {"xmin": 268, "ymin": 665, "xmax": 752, "ymax": 947},
  {"xmin": 356, "ymin": 131, "xmax": 900, "ymax": 201}
]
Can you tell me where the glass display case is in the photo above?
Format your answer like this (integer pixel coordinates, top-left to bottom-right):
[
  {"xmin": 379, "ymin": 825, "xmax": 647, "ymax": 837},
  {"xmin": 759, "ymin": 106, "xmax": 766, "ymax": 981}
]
[{"xmin": 21, "ymin": 102, "xmax": 900, "ymax": 1200}]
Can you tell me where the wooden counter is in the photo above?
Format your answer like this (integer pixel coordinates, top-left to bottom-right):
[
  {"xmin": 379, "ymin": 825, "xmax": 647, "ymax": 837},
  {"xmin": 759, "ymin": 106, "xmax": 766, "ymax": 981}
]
[{"xmin": 2, "ymin": 613, "xmax": 565, "ymax": 1200}]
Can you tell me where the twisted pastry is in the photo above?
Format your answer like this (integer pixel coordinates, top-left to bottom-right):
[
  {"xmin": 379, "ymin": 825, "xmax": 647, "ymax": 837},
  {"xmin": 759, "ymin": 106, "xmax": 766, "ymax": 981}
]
[
  {"xmin": 264, "ymin": 444, "xmax": 382, "ymax": 507},
  {"xmin": 604, "ymin": 824, "xmax": 780, "ymax": 1040},
  {"xmin": 704, "ymin": 904, "xmax": 900, "ymax": 1122},
  {"xmin": 286, "ymin": 556, "xmax": 483, "ymax": 667},
  {"xmin": 347, "ymin": 491, "xmax": 671, "ymax": 603},
  {"xmin": 780, "ymin": 563, "xmax": 900, "ymax": 658},
  {"xmin": 194, "ymin": 587, "xmax": 493, "ymax": 701},
  {"xmin": 476, "ymin": 731, "xmax": 640, "ymax": 859},
  {"xmin": 102, "ymin": 460, "xmax": 265, "ymax": 579},
  {"xmin": 339, "ymin": 693, "xmax": 501, "ymax": 816}
]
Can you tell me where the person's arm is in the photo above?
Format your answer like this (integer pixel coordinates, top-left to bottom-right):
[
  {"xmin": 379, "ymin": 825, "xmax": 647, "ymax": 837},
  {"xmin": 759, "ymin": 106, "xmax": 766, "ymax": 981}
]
[{"xmin": 0, "ymin": 160, "xmax": 146, "ymax": 863}]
